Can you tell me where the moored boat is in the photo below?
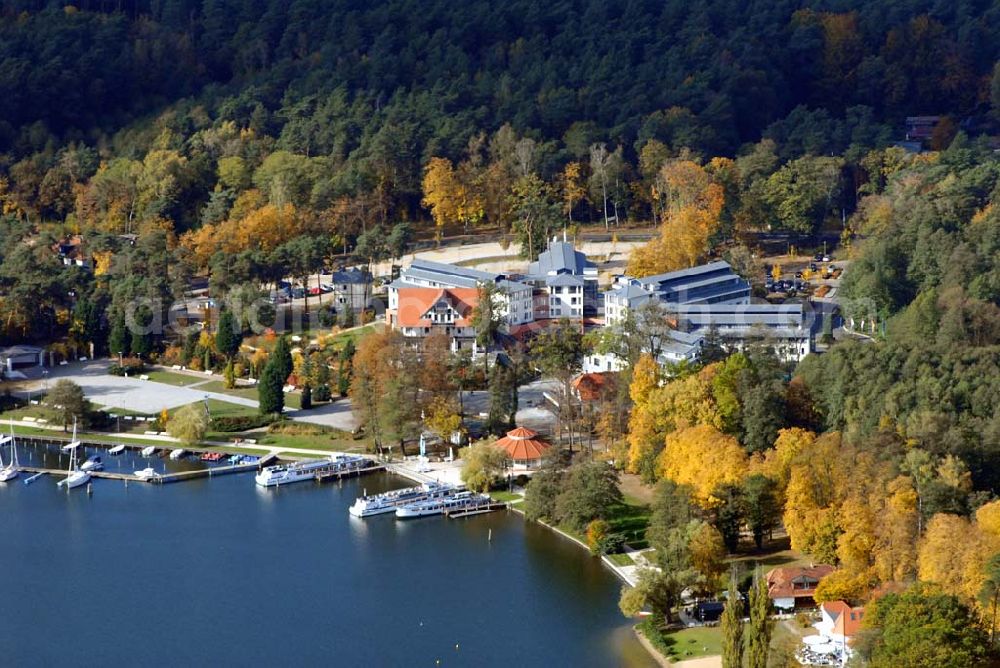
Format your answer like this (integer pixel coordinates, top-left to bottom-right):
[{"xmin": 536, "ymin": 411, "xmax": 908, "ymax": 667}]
[
  {"xmin": 140, "ymin": 446, "xmax": 158, "ymax": 457},
  {"xmin": 349, "ymin": 482, "xmax": 455, "ymax": 518},
  {"xmin": 80, "ymin": 455, "xmax": 104, "ymax": 472},
  {"xmin": 395, "ymin": 491, "xmax": 487, "ymax": 519},
  {"xmin": 0, "ymin": 425, "xmax": 18, "ymax": 482},
  {"xmin": 255, "ymin": 454, "xmax": 369, "ymax": 487},
  {"xmin": 133, "ymin": 467, "xmax": 160, "ymax": 482},
  {"xmin": 58, "ymin": 443, "xmax": 90, "ymax": 490},
  {"xmin": 60, "ymin": 419, "xmax": 81, "ymax": 453},
  {"xmin": 169, "ymin": 448, "xmax": 186, "ymax": 460},
  {"xmin": 109, "ymin": 444, "xmax": 126, "ymax": 456}
]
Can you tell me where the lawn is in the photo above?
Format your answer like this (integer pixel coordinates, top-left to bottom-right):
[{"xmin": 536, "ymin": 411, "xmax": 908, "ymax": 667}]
[
  {"xmin": 198, "ymin": 381, "xmax": 302, "ymax": 409},
  {"xmin": 606, "ymin": 552, "xmax": 635, "ymax": 567},
  {"xmin": 144, "ymin": 370, "xmax": 203, "ymax": 386},
  {"xmin": 639, "ymin": 621, "xmax": 722, "ymax": 662},
  {"xmin": 607, "ymin": 497, "xmax": 652, "ymax": 549},
  {"xmin": 490, "ymin": 491, "xmax": 522, "ymax": 504}
]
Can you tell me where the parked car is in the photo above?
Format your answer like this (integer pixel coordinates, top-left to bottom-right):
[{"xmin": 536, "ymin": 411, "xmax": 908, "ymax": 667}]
[
  {"xmin": 291, "ymin": 287, "xmax": 305, "ymax": 299},
  {"xmin": 822, "ymin": 254, "xmax": 831, "ymax": 262},
  {"xmin": 794, "ymin": 271, "xmax": 803, "ymax": 279},
  {"xmin": 308, "ymin": 286, "xmax": 322, "ymax": 296},
  {"xmin": 809, "ymin": 262, "xmax": 818, "ymax": 271}
]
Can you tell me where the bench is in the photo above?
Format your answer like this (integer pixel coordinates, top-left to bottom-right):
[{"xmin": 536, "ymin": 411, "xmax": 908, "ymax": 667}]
[
  {"xmin": 139, "ymin": 374, "xmax": 150, "ymax": 381},
  {"xmin": 143, "ymin": 431, "xmax": 159, "ymax": 435},
  {"xmin": 23, "ymin": 416, "xmax": 36, "ymax": 422},
  {"xmin": 171, "ymin": 364, "xmax": 182, "ymax": 370}
]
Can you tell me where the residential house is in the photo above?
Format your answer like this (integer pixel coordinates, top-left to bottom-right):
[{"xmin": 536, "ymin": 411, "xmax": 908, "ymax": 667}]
[
  {"xmin": 0, "ymin": 344, "xmax": 45, "ymax": 375},
  {"xmin": 388, "ymin": 287, "xmax": 479, "ymax": 350},
  {"xmin": 387, "ymin": 258, "xmax": 534, "ymax": 330},
  {"xmin": 765, "ymin": 564, "xmax": 835, "ymax": 611},
  {"xmin": 816, "ymin": 600, "xmax": 866, "ymax": 657},
  {"xmin": 326, "ymin": 267, "xmax": 371, "ymax": 312}
]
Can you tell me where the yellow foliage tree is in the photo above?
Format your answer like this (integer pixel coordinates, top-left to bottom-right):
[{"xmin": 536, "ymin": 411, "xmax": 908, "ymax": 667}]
[
  {"xmin": 558, "ymin": 161, "xmax": 587, "ymax": 223},
  {"xmin": 814, "ymin": 569, "xmax": 870, "ymax": 605},
  {"xmin": 760, "ymin": 427, "xmax": 816, "ymax": 493},
  {"xmin": 626, "ymin": 160, "xmax": 724, "ymax": 277},
  {"xmin": 421, "ymin": 157, "xmax": 460, "ymax": 243},
  {"xmin": 917, "ymin": 513, "xmax": 993, "ymax": 603},
  {"xmin": 657, "ymin": 424, "xmax": 747, "ymax": 507},
  {"xmin": 873, "ymin": 476, "xmax": 919, "ymax": 582}
]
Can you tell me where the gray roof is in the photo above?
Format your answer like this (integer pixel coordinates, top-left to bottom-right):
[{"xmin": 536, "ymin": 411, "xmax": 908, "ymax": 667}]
[
  {"xmin": 607, "ymin": 283, "xmax": 653, "ymax": 302},
  {"xmin": 638, "ymin": 260, "xmax": 736, "ymax": 287},
  {"xmin": 674, "ymin": 303, "xmax": 806, "ymax": 328},
  {"xmin": 397, "ymin": 259, "xmax": 530, "ymax": 293},
  {"xmin": 330, "ymin": 268, "xmax": 371, "ymax": 284},
  {"xmin": 546, "ymin": 274, "xmax": 585, "ymax": 288},
  {"xmin": 528, "ymin": 240, "xmax": 595, "ymax": 277}
]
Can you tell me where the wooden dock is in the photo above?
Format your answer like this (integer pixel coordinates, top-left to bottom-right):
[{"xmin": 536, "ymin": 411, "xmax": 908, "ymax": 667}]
[
  {"xmin": 444, "ymin": 501, "xmax": 508, "ymax": 518},
  {"xmin": 14, "ymin": 453, "xmax": 277, "ymax": 485},
  {"xmin": 313, "ymin": 461, "xmax": 385, "ymax": 482}
]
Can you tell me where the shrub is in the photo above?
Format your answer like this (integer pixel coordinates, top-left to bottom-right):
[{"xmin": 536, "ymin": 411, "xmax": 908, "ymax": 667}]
[
  {"xmin": 210, "ymin": 414, "xmax": 275, "ymax": 432},
  {"xmin": 314, "ymin": 383, "xmax": 332, "ymax": 402},
  {"xmin": 587, "ymin": 519, "xmax": 611, "ymax": 555},
  {"xmin": 108, "ymin": 357, "xmax": 145, "ymax": 376},
  {"xmin": 599, "ymin": 533, "xmax": 627, "ymax": 555}
]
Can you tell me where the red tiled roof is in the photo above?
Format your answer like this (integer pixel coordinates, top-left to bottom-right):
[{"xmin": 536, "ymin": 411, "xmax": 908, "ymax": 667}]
[
  {"xmin": 822, "ymin": 601, "xmax": 866, "ymax": 639},
  {"xmin": 395, "ymin": 287, "xmax": 479, "ymax": 328},
  {"xmin": 572, "ymin": 372, "xmax": 613, "ymax": 401},
  {"xmin": 765, "ymin": 564, "xmax": 835, "ymax": 600},
  {"xmin": 495, "ymin": 426, "xmax": 551, "ymax": 462}
]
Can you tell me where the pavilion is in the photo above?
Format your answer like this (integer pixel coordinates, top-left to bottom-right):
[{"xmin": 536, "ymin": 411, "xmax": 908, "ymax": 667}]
[{"xmin": 494, "ymin": 426, "xmax": 551, "ymax": 470}]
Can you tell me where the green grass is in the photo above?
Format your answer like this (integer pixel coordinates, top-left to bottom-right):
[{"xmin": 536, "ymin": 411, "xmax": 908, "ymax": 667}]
[
  {"xmin": 638, "ymin": 621, "xmax": 722, "ymax": 662},
  {"xmin": 144, "ymin": 370, "xmax": 203, "ymax": 386},
  {"xmin": 606, "ymin": 498, "xmax": 652, "ymax": 549},
  {"xmin": 606, "ymin": 552, "xmax": 635, "ymax": 567},
  {"xmin": 198, "ymin": 380, "xmax": 302, "ymax": 409},
  {"xmin": 490, "ymin": 491, "xmax": 522, "ymax": 503}
]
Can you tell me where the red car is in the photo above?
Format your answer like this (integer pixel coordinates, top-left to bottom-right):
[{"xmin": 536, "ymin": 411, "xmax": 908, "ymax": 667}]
[{"xmin": 308, "ymin": 286, "xmax": 323, "ymax": 296}]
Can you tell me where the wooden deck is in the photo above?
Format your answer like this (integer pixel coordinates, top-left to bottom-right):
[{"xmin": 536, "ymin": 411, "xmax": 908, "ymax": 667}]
[
  {"xmin": 313, "ymin": 462, "xmax": 385, "ymax": 482},
  {"xmin": 444, "ymin": 501, "xmax": 508, "ymax": 518}
]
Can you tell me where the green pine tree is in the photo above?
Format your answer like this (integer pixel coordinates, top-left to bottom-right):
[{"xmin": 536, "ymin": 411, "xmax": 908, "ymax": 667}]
[
  {"xmin": 747, "ymin": 568, "xmax": 772, "ymax": 668},
  {"xmin": 272, "ymin": 336, "xmax": 293, "ymax": 384},
  {"xmin": 258, "ymin": 360, "xmax": 285, "ymax": 416},
  {"xmin": 721, "ymin": 574, "xmax": 744, "ymax": 668},
  {"xmin": 215, "ymin": 308, "xmax": 241, "ymax": 359},
  {"xmin": 108, "ymin": 313, "xmax": 129, "ymax": 357},
  {"xmin": 301, "ymin": 383, "xmax": 312, "ymax": 410}
]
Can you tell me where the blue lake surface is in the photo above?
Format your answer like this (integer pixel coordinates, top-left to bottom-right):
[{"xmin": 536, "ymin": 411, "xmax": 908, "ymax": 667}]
[{"xmin": 0, "ymin": 445, "xmax": 654, "ymax": 667}]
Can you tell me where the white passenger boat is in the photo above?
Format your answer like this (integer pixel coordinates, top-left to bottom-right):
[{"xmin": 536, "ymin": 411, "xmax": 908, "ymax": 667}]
[
  {"xmin": 109, "ymin": 444, "xmax": 126, "ymax": 456},
  {"xmin": 60, "ymin": 419, "xmax": 81, "ymax": 453},
  {"xmin": 80, "ymin": 455, "xmax": 104, "ymax": 472},
  {"xmin": 0, "ymin": 424, "xmax": 18, "ymax": 482},
  {"xmin": 58, "ymin": 443, "xmax": 90, "ymax": 490},
  {"xmin": 169, "ymin": 448, "xmax": 186, "ymax": 460},
  {"xmin": 133, "ymin": 467, "xmax": 161, "ymax": 482},
  {"xmin": 255, "ymin": 454, "xmax": 369, "ymax": 487},
  {"xmin": 395, "ymin": 491, "xmax": 486, "ymax": 519},
  {"xmin": 349, "ymin": 482, "xmax": 455, "ymax": 518},
  {"xmin": 140, "ymin": 446, "xmax": 158, "ymax": 457}
]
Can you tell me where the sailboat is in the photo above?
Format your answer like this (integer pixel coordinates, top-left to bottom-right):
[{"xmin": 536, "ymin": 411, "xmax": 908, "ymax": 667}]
[
  {"xmin": 58, "ymin": 420, "xmax": 91, "ymax": 490},
  {"xmin": 0, "ymin": 423, "xmax": 17, "ymax": 482},
  {"xmin": 60, "ymin": 419, "xmax": 81, "ymax": 454}
]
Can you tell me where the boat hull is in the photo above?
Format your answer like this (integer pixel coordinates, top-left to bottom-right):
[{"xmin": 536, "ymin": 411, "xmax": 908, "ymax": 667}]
[
  {"xmin": 0, "ymin": 467, "xmax": 19, "ymax": 482},
  {"xmin": 60, "ymin": 472, "xmax": 91, "ymax": 489}
]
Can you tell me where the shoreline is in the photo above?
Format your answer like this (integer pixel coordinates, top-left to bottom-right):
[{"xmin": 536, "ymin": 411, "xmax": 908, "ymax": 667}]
[{"xmin": 381, "ymin": 464, "xmax": 668, "ymax": 668}]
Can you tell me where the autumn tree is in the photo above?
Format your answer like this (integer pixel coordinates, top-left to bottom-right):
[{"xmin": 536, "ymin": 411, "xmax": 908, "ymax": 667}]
[
  {"xmin": 658, "ymin": 424, "xmax": 748, "ymax": 508},
  {"xmin": 422, "ymin": 157, "xmax": 460, "ymax": 244},
  {"xmin": 459, "ymin": 441, "xmax": 510, "ymax": 492},
  {"xmin": 167, "ymin": 403, "xmax": 209, "ymax": 445},
  {"xmin": 557, "ymin": 161, "xmax": 586, "ymax": 223}
]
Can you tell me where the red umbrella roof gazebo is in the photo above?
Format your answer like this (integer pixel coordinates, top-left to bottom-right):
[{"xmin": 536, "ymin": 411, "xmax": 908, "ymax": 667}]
[{"xmin": 495, "ymin": 427, "xmax": 551, "ymax": 462}]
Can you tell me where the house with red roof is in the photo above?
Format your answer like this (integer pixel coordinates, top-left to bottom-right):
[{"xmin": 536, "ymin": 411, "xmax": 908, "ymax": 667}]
[
  {"xmin": 765, "ymin": 564, "xmax": 834, "ymax": 611},
  {"xmin": 388, "ymin": 286, "xmax": 480, "ymax": 350}
]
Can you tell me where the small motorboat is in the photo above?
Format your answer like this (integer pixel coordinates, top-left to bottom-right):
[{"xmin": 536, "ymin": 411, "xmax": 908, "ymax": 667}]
[
  {"xmin": 133, "ymin": 467, "xmax": 160, "ymax": 482},
  {"xmin": 141, "ymin": 446, "xmax": 158, "ymax": 457},
  {"xmin": 80, "ymin": 455, "xmax": 104, "ymax": 472},
  {"xmin": 0, "ymin": 424, "xmax": 17, "ymax": 482},
  {"xmin": 109, "ymin": 444, "xmax": 126, "ymax": 456},
  {"xmin": 200, "ymin": 452, "xmax": 224, "ymax": 462},
  {"xmin": 169, "ymin": 448, "xmax": 186, "ymax": 460}
]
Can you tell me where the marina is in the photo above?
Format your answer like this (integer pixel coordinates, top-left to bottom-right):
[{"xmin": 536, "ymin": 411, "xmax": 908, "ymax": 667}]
[{"xmin": 0, "ymin": 471, "xmax": 655, "ymax": 666}]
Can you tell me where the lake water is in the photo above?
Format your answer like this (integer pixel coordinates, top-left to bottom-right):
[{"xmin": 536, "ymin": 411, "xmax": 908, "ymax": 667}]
[{"xmin": 0, "ymin": 444, "xmax": 655, "ymax": 667}]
